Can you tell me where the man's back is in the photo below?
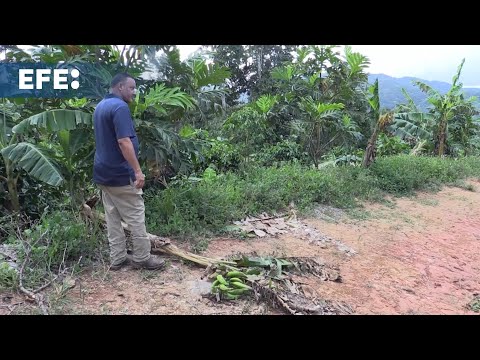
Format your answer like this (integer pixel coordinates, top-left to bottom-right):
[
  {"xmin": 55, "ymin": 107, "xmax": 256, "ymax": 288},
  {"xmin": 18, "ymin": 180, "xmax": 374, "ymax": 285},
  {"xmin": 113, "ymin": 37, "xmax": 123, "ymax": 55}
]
[{"xmin": 93, "ymin": 94, "xmax": 139, "ymax": 186}]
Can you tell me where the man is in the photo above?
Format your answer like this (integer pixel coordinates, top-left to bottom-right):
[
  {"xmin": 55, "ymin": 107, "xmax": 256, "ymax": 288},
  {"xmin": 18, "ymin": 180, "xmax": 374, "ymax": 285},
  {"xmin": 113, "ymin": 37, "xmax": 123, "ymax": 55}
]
[{"xmin": 93, "ymin": 72, "xmax": 165, "ymax": 271}]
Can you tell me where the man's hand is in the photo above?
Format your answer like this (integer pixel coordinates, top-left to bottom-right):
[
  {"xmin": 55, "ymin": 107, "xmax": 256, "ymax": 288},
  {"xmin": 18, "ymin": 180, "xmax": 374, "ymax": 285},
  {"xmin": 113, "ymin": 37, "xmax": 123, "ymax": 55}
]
[
  {"xmin": 134, "ymin": 170, "xmax": 145, "ymax": 189},
  {"xmin": 117, "ymin": 137, "xmax": 144, "ymax": 189}
]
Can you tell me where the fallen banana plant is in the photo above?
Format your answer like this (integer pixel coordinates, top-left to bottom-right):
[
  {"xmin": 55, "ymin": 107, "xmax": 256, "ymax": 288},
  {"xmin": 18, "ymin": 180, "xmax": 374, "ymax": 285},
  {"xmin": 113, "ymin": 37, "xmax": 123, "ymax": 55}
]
[
  {"xmin": 82, "ymin": 203, "xmax": 352, "ymax": 315},
  {"xmin": 202, "ymin": 254, "xmax": 352, "ymax": 314}
]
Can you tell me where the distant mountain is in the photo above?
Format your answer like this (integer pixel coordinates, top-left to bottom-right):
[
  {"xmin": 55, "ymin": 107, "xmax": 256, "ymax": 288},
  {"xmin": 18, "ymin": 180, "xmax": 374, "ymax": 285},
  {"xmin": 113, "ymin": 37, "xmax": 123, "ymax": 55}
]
[{"xmin": 367, "ymin": 73, "xmax": 480, "ymax": 111}]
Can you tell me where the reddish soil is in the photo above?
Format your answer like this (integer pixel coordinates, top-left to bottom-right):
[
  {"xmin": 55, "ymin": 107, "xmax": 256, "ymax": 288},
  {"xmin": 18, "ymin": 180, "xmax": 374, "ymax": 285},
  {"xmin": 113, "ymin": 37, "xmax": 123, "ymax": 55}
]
[{"xmin": 2, "ymin": 181, "xmax": 480, "ymax": 315}]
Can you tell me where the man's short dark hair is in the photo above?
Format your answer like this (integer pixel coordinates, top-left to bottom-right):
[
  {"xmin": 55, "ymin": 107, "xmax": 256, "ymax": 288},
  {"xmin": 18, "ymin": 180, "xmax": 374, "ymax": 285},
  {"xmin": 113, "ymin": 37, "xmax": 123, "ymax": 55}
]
[{"xmin": 111, "ymin": 73, "xmax": 134, "ymax": 88}]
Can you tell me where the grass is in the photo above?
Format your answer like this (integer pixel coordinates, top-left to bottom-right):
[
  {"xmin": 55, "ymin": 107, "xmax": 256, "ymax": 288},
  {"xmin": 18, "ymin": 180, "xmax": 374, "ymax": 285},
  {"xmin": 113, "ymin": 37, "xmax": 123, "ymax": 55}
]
[
  {"xmin": 3, "ymin": 154, "xmax": 480, "ymax": 296},
  {"xmin": 0, "ymin": 210, "xmax": 109, "ymax": 292},
  {"xmin": 417, "ymin": 198, "xmax": 439, "ymax": 206},
  {"xmin": 144, "ymin": 155, "xmax": 480, "ymax": 239},
  {"xmin": 469, "ymin": 295, "xmax": 480, "ymax": 312},
  {"xmin": 451, "ymin": 180, "xmax": 476, "ymax": 192},
  {"xmin": 346, "ymin": 208, "xmax": 375, "ymax": 221}
]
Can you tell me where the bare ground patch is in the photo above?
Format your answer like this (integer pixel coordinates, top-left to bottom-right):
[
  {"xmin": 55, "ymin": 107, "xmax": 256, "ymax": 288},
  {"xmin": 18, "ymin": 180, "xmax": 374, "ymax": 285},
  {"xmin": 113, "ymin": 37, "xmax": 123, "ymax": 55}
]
[{"xmin": 3, "ymin": 181, "xmax": 480, "ymax": 315}]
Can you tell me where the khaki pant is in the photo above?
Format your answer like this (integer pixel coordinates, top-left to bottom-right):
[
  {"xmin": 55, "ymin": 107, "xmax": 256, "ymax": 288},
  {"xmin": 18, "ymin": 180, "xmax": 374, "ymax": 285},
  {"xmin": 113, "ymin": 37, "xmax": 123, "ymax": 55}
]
[{"xmin": 98, "ymin": 183, "xmax": 151, "ymax": 265}]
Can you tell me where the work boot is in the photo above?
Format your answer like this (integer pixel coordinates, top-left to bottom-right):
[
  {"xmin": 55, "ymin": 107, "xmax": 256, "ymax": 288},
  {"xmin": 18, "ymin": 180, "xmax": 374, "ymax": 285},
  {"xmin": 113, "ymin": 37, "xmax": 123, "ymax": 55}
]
[
  {"xmin": 110, "ymin": 254, "xmax": 132, "ymax": 271},
  {"xmin": 132, "ymin": 255, "xmax": 166, "ymax": 270}
]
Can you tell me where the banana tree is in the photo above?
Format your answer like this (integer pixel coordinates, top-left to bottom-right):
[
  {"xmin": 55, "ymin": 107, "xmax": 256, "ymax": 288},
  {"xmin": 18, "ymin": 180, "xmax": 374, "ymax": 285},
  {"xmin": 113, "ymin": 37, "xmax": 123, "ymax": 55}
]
[
  {"xmin": 362, "ymin": 79, "xmax": 391, "ymax": 167},
  {"xmin": 387, "ymin": 87, "xmax": 435, "ymax": 151},
  {"xmin": 1, "ymin": 107, "xmax": 93, "ymax": 212},
  {"xmin": 1, "ymin": 99, "xmax": 24, "ymax": 212},
  {"xmin": 448, "ymin": 105, "xmax": 480, "ymax": 156},
  {"xmin": 391, "ymin": 59, "xmax": 476, "ymax": 156},
  {"xmin": 362, "ymin": 112, "xmax": 394, "ymax": 167}
]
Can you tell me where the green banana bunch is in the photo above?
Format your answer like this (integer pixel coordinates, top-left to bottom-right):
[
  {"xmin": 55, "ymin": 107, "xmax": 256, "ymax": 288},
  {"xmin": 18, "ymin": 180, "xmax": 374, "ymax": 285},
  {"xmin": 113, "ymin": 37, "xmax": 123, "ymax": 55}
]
[{"xmin": 210, "ymin": 269, "xmax": 253, "ymax": 300}]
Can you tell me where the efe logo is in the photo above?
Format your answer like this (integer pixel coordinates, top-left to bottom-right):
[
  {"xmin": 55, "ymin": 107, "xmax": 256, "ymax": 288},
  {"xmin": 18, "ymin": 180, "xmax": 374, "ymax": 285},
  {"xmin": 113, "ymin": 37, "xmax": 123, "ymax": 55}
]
[{"xmin": 19, "ymin": 68, "xmax": 80, "ymax": 90}]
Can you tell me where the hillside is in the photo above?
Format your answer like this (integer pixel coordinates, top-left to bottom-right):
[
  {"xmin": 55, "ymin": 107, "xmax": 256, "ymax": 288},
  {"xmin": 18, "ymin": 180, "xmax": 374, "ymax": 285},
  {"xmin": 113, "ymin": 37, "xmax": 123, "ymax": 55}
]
[{"xmin": 368, "ymin": 73, "xmax": 480, "ymax": 111}]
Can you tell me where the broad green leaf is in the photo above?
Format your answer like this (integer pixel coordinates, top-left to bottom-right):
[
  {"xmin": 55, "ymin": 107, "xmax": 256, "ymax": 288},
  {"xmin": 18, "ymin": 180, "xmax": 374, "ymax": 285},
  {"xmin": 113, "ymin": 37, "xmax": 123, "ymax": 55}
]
[
  {"xmin": 255, "ymin": 94, "xmax": 278, "ymax": 114},
  {"xmin": 271, "ymin": 65, "xmax": 295, "ymax": 81},
  {"xmin": 236, "ymin": 256, "xmax": 273, "ymax": 268},
  {"xmin": 57, "ymin": 128, "xmax": 91, "ymax": 164},
  {"xmin": 367, "ymin": 79, "xmax": 379, "ymax": 112},
  {"xmin": 13, "ymin": 109, "xmax": 92, "ymax": 134},
  {"xmin": 1, "ymin": 142, "xmax": 64, "ymax": 186}
]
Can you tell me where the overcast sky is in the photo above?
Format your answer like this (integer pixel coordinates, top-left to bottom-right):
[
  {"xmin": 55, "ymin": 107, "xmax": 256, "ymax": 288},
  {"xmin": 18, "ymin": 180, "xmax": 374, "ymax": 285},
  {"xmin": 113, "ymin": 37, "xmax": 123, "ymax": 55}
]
[
  {"xmin": 351, "ymin": 45, "xmax": 480, "ymax": 87},
  {"xmin": 178, "ymin": 45, "xmax": 480, "ymax": 87},
  {"xmin": 5, "ymin": 45, "xmax": 478, "ymax": 87}
]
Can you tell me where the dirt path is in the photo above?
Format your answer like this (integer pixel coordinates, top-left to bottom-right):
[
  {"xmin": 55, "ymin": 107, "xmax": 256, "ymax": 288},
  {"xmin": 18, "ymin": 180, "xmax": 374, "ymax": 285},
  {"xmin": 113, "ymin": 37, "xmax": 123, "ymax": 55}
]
[
  {"xmin": 304, "ymin": 184, "xmax": 480, "ymax": 315},
  {"xmin": 3, "ymin": 181, "xmax": 480, "ymax": 315}
]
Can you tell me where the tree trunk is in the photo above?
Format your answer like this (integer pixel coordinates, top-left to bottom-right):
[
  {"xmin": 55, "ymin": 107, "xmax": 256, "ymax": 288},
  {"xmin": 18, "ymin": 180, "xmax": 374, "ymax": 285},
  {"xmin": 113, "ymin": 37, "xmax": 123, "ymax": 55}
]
[
  {"xmin": 436, "ymin": 120, "xmax": 447, "ymax": 156},
  {"xmin": 362, "ymin": 126, "xmax": 380, "ymax": 168},
  {"xmin": 257, "ymin": 46, "xmax": 263, "ymax": 80},
  {"xmin": 5, "ymin": 158, "xmax": 20, "ymax": 212}
]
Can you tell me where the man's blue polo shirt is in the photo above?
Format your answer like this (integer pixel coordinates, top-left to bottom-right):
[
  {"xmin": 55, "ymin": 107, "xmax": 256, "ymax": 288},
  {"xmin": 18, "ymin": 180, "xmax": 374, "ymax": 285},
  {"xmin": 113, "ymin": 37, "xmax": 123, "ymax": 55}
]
[{"xmin": 93, "ymin": 93, "xmax": 139, "ymax": 186}]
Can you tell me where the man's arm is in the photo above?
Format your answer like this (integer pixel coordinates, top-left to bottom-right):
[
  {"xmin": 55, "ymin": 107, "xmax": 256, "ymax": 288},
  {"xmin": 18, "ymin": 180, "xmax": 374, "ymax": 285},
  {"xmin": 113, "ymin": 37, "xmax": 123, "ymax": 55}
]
[{"xmin": 118, "ymin": 137, "xmax": 145, "ymax": 189}]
